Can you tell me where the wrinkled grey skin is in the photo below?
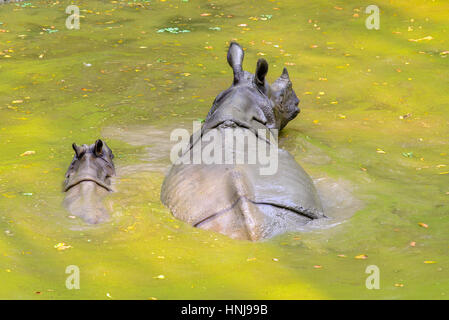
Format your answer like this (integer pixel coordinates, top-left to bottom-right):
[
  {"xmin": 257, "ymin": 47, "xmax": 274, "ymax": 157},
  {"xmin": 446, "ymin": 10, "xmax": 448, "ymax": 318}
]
[
  {"xmin": 161, "ymin": 42, "xmax": 325, "ymax": 241},
  {"xmin": 63, "ymin": 140, "xmax": 115, "ymax": 224}
]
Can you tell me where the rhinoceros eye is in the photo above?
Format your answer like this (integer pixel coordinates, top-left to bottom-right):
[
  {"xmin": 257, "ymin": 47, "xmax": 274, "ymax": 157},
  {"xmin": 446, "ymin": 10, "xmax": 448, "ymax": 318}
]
[{"xmin": 77, "ymin": 151, "xmax": 86, "ymax": 159}]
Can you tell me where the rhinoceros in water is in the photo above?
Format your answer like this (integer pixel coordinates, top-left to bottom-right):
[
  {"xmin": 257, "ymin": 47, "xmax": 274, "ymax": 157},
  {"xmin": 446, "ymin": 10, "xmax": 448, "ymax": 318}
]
[
  {"xmin": 161, "ymin": 42, "xmax": 325, "ymax": 240},
  {"xmin": 63, "ymin": 139, "xmax": 115, "ymax": 224}
]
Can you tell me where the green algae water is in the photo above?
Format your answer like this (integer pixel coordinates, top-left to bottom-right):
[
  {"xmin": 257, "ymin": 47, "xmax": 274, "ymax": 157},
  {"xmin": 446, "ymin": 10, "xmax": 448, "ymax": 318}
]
[{"xmin": 0, "ymin": 0, "xmax": 448, "ymax": 299}]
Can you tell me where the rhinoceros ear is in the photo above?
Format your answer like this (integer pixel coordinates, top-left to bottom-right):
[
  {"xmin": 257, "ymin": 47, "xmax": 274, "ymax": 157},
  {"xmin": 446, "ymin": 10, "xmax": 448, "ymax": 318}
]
[
  {"xmin": 94, "ymin": 139, "xmax": 104, "ymax": 157},
  {"xmin": 72, "ymin": 143, "xmax": 83, "ymax": 158},
  {"xmin": 254, "ymin": 58, "xmax": 268, "ymax": 87},
  {"xmin": 227, "ymin": 42, "xmax": 244, "ymax": 84}
]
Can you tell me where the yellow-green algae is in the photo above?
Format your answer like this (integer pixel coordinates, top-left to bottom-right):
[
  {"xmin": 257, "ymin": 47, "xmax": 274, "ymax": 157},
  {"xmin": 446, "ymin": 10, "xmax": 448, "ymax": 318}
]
[{"xmin": 0, "ymin": 0, "xmax": 448, "ymax": 299}]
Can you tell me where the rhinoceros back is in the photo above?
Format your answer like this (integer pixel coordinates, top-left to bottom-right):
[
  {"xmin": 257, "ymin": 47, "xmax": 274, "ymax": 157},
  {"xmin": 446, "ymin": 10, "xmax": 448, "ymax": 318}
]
[{"xmin": 161, "ymin": 125, "xmax": 324, "ymax": 240}]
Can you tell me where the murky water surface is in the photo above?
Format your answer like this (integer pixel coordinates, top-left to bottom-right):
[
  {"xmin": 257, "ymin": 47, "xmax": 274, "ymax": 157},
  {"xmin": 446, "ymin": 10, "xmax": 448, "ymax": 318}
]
[{"xmin": 0, "ymin": 0, "xmax": 448, "ymax": 299}]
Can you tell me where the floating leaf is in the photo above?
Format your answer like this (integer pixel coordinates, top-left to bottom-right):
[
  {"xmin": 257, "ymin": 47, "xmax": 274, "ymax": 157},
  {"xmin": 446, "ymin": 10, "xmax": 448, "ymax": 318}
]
[
  {"xmin": 355, "ymin": 254, "xmax": 368, "ymax": 260},
  {"xmin": 20, "ymin": 151, "xmax": 35, "ymax": 157},
  {"xmin": 418, "ymin": 222, "xmax": 428, "ymax": 228},
  {"xmin": 408, "ymin": 36, "xmax": 433, "ymax": 42},
  {"xmin": 260, "ymin": 14, "xmax": 273, "ymax": 21},
  {"xmin": 157, "ymin": 27, "xmax": 190, "ymax": 34},
  {"xmin": 54, "ymin": 243, "xmax": 72, "ymax": 251},
  {"xmin": 43, "ymin": 28, "xmax": 59, "ymax": 34}
]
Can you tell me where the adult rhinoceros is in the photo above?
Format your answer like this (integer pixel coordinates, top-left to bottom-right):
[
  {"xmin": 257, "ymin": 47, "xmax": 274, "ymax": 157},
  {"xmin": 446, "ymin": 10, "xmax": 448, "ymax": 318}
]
[{"xmin": 161, "ymin": 42, "xmax": 325, "ymax": 240}]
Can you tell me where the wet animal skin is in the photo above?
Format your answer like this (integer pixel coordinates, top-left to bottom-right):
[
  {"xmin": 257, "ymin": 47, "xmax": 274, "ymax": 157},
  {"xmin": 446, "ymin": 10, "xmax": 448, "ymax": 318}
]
[{"xmin": 161, "ymin": 42, "xmax": 325, "ymax": 241}]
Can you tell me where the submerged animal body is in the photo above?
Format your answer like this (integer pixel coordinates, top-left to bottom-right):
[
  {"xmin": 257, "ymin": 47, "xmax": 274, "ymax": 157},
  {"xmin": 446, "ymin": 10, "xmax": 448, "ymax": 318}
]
[
  {"xmin": 161, "ymin": 42, "xmax": 325, "ymax": 240},
  {"xmin": 63, "ymin": 139, "xmax": 115, "ymax": 224}
]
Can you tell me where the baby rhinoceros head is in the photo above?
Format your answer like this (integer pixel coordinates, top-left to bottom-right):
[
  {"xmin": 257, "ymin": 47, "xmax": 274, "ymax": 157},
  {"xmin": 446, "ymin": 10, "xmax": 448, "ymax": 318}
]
[
  {"xmin": 63, "ymin": 139, "xmax": 115, "ymax": 224},
  {"xmin": 64, "ymin": 139, "xmax": 115, "ymax": 193}
]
